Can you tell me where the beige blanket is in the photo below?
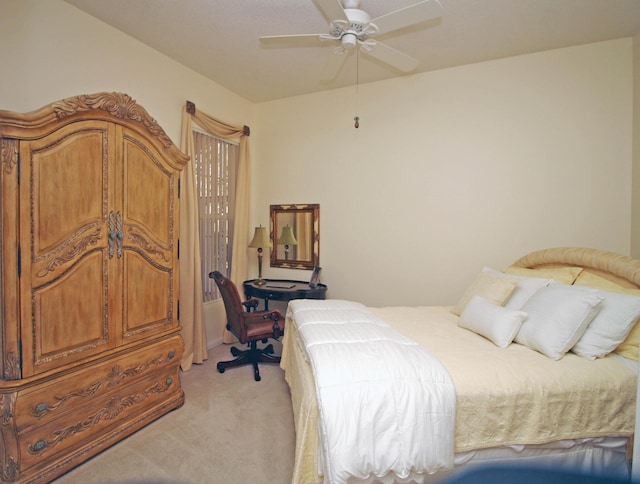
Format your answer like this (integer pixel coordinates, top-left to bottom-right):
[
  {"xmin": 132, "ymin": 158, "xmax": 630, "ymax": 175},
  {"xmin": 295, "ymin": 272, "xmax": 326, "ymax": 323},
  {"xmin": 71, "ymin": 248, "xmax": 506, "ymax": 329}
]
[
  {"xmin": 282, "ymin": 305, "xmax": 636, "ymax": 483},
  {"xmin": 373, "ymin": 306, "xmax": 636, "ymax": 451}
]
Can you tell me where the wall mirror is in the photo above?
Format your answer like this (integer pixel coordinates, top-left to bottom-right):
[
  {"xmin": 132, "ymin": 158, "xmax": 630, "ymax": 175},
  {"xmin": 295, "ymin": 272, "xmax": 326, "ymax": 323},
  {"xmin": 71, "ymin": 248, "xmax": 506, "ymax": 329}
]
[{"xmin": 270, "ymin": 204, "xmax": 319, "ymax": 269}]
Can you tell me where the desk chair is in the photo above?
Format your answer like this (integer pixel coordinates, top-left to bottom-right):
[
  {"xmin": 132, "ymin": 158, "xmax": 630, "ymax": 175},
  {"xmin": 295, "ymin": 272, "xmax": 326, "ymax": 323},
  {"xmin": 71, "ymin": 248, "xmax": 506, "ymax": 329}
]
[{"xmin": 209, "ymin": 271, "xmax": 284, "ymax": 381}]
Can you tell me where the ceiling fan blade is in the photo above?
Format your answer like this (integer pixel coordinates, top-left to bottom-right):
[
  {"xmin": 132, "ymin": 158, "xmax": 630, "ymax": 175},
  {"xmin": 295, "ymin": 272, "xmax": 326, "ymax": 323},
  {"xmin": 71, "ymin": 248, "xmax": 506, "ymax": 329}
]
[
  {"xmin": 370, "ymin": 0, "xmax": 442, "ymax": 35},
  {"xmin": 362, "ymin": 40, "xmax": 419, "ymax": 72},
  {"xmin": 259, "ymin": 34, "xmax": 328, "ymax": 48},
  {"xmin": 314, "ymin": 0, "xmax": 349, "ymax": 23},
  {"xmin": 320, "ymin": 50, "xmax": 350, "ymax": 81}
]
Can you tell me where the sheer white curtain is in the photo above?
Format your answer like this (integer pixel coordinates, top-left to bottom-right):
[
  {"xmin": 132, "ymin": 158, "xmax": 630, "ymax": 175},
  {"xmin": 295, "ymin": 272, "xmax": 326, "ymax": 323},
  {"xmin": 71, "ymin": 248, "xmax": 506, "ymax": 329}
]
[{"xmin": 180, "ymin": 101, "xmax": 252, "ymax": 367}]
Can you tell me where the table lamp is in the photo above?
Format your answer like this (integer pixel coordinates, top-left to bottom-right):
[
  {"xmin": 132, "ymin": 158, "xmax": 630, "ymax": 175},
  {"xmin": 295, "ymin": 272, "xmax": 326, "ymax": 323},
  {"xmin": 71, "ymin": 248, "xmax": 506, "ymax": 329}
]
[
  {"xmin": 277, "ymin": 225, "xmax": 298, "ymax": 260},
  {"xmin": 248, "ymin": 226, "xmax": 271, "ymax": 286}
]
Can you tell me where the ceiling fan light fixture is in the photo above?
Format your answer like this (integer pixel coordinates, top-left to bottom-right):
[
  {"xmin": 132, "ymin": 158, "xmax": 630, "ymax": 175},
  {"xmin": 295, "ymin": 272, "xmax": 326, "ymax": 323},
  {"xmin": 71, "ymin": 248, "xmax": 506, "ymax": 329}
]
[{"xmin": 341, "ymin": 32, "xmax": 358, "ymax": 50}]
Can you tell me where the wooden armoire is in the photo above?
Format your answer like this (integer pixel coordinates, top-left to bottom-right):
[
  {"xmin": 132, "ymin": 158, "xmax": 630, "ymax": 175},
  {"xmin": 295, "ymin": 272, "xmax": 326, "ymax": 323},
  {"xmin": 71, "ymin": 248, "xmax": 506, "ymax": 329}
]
[{"xmin": 0, "ymin": 93, "xmax": 187, "ymax": 483}]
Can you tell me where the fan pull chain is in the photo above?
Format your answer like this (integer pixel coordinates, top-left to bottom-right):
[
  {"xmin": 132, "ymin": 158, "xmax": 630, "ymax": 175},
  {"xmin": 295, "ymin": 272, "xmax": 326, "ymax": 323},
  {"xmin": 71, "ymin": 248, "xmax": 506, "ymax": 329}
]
[{"xmin": 354, "ymin": 48, "xmax": 360, "ymax": 129}]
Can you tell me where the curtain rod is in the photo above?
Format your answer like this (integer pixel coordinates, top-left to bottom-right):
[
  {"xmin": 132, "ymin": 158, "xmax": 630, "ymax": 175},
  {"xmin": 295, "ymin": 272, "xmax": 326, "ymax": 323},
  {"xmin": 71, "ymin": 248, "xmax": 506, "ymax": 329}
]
[{"xmin": 185, "ymin": 100, "xmax": 250, "ymax": 136}]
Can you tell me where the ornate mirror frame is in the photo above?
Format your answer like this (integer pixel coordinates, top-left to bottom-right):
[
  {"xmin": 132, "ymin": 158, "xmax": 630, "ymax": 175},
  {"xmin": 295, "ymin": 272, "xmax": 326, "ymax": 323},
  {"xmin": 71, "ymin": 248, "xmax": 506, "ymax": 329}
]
[{"xmin": 270, "ymin": 204, "xmax": 319, "ymax": 269}]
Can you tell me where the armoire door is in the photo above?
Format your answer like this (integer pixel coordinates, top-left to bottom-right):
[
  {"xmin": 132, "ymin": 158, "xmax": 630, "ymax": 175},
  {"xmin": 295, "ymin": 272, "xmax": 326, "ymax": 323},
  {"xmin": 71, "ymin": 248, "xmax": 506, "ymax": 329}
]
[
  {"xmin": 18, "ymin": 121, "xmax": 117, "ymax": 377},
  {"xmin": 118, "ymin": 127, "xmax": 180, "ymax": 344}
]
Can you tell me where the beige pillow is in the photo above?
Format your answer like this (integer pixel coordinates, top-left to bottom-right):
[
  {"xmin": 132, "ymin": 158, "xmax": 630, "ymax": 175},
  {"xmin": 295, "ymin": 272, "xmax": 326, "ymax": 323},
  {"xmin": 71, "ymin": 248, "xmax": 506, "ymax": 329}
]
[
  {"xmin": 574, "ymin": 271, "xmax": 640, "ymax": 293},
  {"xmin": 452, "ymin": 272, "xmax": 518, "ymax": 316},
  {"xmin": 482, "ymin": 267, "xmax": 551, "ymax": 310},
  {"xmin": 617, "ymin": 324, "xmax": 640, "ymax": 360},
  {"xmin": 502, "ymin": 266, "xmax": 583, "ymax": 285}
]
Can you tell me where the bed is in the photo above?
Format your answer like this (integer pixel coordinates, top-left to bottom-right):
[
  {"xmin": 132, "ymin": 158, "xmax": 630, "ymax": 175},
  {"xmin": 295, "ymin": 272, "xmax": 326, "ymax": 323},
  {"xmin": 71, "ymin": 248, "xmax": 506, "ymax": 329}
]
[{"xmin": 280, "ymin": 247, "xmax": 640, "ymax": 483}]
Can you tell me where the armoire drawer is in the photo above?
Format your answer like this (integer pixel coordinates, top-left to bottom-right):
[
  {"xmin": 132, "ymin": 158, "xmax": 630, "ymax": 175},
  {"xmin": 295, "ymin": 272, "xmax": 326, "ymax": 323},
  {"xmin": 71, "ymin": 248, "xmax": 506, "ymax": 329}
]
[
  {"xmin": 15, "ymin": 335, "xmax": 182, "ymax": 434},
  {"xmin": 17, "ymin": 363, "xmax": 182, "ymax": 472}
]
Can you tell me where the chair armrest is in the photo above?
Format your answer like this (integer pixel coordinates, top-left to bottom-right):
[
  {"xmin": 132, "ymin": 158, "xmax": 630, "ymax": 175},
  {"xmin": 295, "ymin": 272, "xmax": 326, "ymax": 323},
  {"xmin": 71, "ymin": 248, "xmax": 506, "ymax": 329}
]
[
  {"xmin": 242, "ymin": 298, "xmax": 260, "ymax": 312},
  {"xmin": 262, "ymin": 309, "xmax": 283, "ymax": 321},
  {"xmin": 244, "ymin": 309, "xmax": 284, "ymax": 338},
  {"xmin": 263, "ymin": 309, "xmax": 283, "ymax": 338}
]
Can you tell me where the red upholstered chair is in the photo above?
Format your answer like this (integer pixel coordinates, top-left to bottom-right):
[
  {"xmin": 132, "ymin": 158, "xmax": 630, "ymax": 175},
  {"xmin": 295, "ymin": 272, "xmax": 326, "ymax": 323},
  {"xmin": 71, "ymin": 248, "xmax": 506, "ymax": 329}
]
[{"xmin": 209, "ymin": 271, "xmax": 284, "ymax": 381}]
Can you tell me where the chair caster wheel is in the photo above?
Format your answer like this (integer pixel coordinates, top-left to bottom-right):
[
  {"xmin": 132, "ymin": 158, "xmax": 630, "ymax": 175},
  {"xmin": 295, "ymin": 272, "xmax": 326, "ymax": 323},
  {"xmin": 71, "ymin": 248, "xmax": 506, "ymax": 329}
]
[{"xmin": 217, "ymin": 365, "xmax": 225, "ymax": 374}]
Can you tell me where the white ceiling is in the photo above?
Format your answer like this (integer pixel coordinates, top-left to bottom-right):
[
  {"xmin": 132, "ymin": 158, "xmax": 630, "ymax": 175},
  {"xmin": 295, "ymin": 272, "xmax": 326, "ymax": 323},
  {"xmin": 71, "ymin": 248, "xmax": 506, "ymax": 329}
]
[{"xmin": 63, "ymin": 0, "xmax": 640, "ymax": 103}]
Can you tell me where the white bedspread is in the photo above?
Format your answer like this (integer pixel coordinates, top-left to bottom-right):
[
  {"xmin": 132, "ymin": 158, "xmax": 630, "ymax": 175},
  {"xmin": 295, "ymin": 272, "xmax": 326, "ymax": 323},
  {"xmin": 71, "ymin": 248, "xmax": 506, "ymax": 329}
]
[{"xmin": 289, "ymin": 299, "xmax": 456, "ymax": 484}]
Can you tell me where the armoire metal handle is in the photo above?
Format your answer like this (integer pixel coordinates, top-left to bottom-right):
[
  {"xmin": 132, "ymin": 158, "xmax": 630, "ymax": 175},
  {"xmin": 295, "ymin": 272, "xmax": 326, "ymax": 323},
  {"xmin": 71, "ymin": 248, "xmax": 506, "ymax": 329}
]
[
  {"xmin": 108, "ymin": 211, "xmax": 124, "ymax": 258},
  {"xmin": 115, "ymin": 211, "xmax": 123, "ymax": 258},
  {"xmin": 108, "ymin": 211, "xmax": 116, "ymax": 258}
]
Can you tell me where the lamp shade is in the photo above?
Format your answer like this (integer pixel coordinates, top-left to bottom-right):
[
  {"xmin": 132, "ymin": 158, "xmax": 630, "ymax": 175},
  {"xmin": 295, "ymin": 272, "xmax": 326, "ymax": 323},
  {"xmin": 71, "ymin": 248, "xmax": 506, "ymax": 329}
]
[
  {"xmin": 248, "ymin": 226, "xmax": 271, "ymax": 248},
  {"xmin": 277, "ymin": 226, "xmax": 298, "ymax": 246}
]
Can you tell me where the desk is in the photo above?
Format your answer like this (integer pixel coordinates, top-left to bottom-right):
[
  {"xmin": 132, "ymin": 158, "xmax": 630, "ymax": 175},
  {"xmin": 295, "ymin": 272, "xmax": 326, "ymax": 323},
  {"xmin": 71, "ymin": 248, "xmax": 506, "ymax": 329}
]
[{"xmin": 243, "ymin": 279, "xmax": 327, "ymax": 310}]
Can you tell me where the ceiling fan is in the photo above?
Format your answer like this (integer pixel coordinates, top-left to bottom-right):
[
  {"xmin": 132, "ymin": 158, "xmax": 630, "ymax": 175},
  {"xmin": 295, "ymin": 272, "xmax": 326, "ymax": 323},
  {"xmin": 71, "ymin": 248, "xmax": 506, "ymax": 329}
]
[{"xmin": 259, "ymin": 0, "xmax": 442, "ymax": 81}]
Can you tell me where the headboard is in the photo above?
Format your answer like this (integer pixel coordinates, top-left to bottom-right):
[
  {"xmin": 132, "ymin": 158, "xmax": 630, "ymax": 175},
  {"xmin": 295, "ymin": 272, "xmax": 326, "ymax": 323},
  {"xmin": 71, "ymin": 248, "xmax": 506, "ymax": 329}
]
[{"xmin": 511, "ymin": 247, "xmax": 640, "ymax": 289}]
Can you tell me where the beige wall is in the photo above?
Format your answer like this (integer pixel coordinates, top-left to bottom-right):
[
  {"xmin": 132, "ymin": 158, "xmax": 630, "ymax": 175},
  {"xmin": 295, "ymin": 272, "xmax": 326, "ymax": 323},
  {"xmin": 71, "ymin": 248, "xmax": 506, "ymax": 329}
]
[
  {"xmin": 255, "ymin": 39, "xmax": 634, "ymax": 307},
  {"xmin": 0, "ymin": 0, "xmax": 254, "ymax": 143},
  {"xmin": 1, "ymin": 0, "xmax": 637, "ymax": 337},
  {"xmin": 632, "ymin": 32, "xmax": 640, "ymax": 259}
]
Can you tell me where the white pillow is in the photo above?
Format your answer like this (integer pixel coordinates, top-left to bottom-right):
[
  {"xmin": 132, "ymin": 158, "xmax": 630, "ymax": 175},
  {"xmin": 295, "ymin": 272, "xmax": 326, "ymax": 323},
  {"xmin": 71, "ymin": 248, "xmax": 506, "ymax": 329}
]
[
  {"xmin": 515, "ymin": 284, "xmax": 603, "ymax": 360},
  {"xmin": 571, "ymin": 288, "xmax": 640, "ymax": 359},
  {"xmin": 482, "ymin": 267, "xmax": 551, "ymax": 310},
  {"xmin": 459, "ymin": 295, "xmax": 528, "ymax": 348}
]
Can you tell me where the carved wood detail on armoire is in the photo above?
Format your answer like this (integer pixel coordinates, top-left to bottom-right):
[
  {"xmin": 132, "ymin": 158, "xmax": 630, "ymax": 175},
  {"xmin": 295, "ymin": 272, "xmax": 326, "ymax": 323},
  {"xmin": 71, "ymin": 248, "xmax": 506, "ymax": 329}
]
[{"xmin": 0, "ymin": 93, "xmax": 188, "ymax": 483}]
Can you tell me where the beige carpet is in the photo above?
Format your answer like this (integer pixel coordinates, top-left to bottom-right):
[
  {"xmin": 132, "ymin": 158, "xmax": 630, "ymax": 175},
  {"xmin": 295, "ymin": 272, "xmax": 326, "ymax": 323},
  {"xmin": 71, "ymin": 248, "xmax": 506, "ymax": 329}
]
[{"xmin": 54, "ymin": 343, "xmax": 296, "ymax": 483}]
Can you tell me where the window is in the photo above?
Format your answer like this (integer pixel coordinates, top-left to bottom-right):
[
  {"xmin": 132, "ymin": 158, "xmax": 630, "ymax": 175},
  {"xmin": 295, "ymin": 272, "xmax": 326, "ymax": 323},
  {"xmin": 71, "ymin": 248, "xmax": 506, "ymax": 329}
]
[{"xmin": 192, "ymin": 129, "xmax": 238, "ymax": 302}]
